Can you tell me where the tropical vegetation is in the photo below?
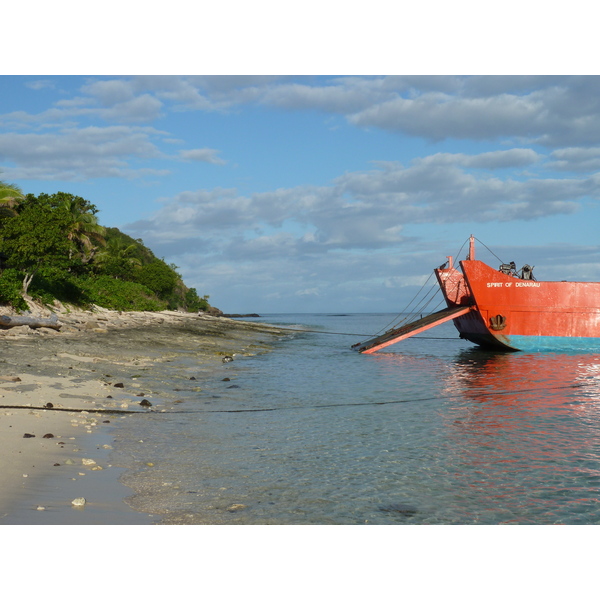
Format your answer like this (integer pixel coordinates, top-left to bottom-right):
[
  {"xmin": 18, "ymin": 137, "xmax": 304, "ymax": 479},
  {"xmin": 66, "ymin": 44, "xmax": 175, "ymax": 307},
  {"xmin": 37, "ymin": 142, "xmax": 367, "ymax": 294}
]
[{"xmin": 0, "ymin": 183, "xmax": 212, "ymax": 314}]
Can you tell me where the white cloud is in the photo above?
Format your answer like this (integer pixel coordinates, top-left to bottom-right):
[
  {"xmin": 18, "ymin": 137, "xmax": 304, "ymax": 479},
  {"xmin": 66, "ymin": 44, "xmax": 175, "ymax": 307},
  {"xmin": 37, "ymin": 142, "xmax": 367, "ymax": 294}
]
[
  {"xmin": 0, "ymin": 126, "xmax": 167, "ymax": 180},
  {"xmin": 179, "ymin": 148, "xmax": 226, "ymax": 165},
  {"xmin": 125, "ymin": 151, "xmax": 596, "ymax": 266}
]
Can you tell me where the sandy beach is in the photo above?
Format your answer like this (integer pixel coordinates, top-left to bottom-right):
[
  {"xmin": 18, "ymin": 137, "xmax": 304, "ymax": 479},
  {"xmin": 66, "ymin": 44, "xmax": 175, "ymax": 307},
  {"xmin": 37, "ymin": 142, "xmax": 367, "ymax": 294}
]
[{"xmin": 0, "ymin": 305, "xmax": 286, "ymax": 524}]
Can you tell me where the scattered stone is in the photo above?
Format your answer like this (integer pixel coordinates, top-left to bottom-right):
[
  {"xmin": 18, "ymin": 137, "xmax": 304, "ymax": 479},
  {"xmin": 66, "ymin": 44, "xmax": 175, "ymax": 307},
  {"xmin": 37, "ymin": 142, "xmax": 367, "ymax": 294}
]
[
  {"xmin": 37, "ymin": 506, "xmax": 46, "ymax": 511},
  {"xmin": 106, "ymin": 395, "xmax": 113, "ymax": 399},
  {"xmin": 146, "ymin": 462, "xmax": 154, "ymax": 467},
  {"xmin": 43, "ymin": 433, "xmax": 55, "ymax": 439},
  {"xmin": 227, "ymin": 385, "xmax": 240, "ymax": 389},
  {"xmin": 53, "ymin": 463, "xmax": 60, "ymax": 466},
  {"xmin": 82, "ymin": 458, "xmax": 96, "ymax": 466},
  {"xmin": 113, "ymin": 382, "xmax": 125, "ymax": 388},
  {"xmin": 103, "ymin": 420, "xmax": 110, "ymax": 423},
  {"xmin": 222, "ymin": 356, "xmax": 233, "ymax": 363},
  {"xmin": 44, "ymin": 402, "xmax": 54, "ymax": 409},
  {"xmin": 136, "ymin": 392, "xmax": 145, "ymax": 397},
  {"xmin": 222, "ymin": 377, "xmax": 231, "ymax": 381},
  {"xmin": 71, "ymin": 497, "xmax": 86, "ymax": 507},
  {"xmin": 227, "ymin": 504, "xmax": 247, "ymax": 512},
  {"xmin": 140, "ymin": 399, "xmax": 152, "ymax": 407},
  {"xmin": 189, "ymin": 376, "xmax": 196, "ymax": 380},
  {"xmin": 23, "ymin": 433, "xmax": 35, "ymax": 438}
]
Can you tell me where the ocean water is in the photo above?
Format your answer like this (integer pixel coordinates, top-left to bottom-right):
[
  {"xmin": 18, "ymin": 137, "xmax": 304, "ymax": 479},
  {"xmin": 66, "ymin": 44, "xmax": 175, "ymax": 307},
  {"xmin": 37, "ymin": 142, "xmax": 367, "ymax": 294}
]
[{"xmin": 114, "ymin": 313, "xmax": 600, "ymax": 525}]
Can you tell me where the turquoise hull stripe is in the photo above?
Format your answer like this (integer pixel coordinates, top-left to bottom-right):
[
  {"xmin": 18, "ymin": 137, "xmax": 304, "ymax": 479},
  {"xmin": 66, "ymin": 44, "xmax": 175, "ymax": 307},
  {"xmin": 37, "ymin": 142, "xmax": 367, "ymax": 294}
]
[{"xmin": 509, "ymin": 335, "xmax": 600, "ymax": 353}]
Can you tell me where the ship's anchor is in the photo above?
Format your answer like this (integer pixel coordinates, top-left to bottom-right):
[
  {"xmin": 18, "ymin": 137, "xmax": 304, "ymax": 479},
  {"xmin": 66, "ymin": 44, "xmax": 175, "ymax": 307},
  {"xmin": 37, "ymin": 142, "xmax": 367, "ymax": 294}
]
[{"xmin": 490, "ymin": 314, "xmax": 507, "ymax": 331}]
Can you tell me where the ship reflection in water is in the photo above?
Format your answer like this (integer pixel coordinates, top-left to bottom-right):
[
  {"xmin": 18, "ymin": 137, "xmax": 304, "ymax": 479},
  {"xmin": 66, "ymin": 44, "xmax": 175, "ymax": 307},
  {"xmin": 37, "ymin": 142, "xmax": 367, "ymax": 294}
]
[
  {"xmin": 442, "ymin": 350, "xmax": 600, "ymax": 523},
  {"xmin": 371, "ymin": 348, "xmax": 600, "ymax": 523}
]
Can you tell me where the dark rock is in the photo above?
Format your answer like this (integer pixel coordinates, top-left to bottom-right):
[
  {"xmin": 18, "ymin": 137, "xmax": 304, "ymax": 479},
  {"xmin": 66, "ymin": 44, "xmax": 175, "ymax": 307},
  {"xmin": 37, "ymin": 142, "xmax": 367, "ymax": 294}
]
[
  {"xmin": 222, "ymin": 378, "xmax": 230, "ymax": 381},
  {"xmin": 113, "ymin": 382, "xmax": 125, "ymax": 388},
  {"xmin": 136, "ymin": 393, "xmax": 145, "ymax": 397},
  {"xmin": 189, "ymin": 376, "xmax": 196, "ymax": 380},
  {"xmin": 222, "ymin": 356, "xmax": 233, "ymax": 363},
  {"xmin": 53, "ymin": 463, "xmax": 60, "ymax": 467},
  {"xmin": 227, "ymin": 385, "xmax": 240, "ymax": 389},
  {"xmin": 44, "ymin": 402, "xmax": 54, "ymax": 409},
  {"xmin": 106, "ymin": 395, "xmax": 113, "ymax": 399},
  {"xmin": 222, "ymin": 313, "xmax": 260, "ymax": 318},
  {"xmin": 139, "ymin": 399, "xmax": 152, "ymax": 407},
  {"xmin": 42, "ymin": 433, "xmax": 55, "ymax": 439},
  {"xmin": 379, "ymin": 503, "xmax": 418, "ymax": 516},
  {"xmin": 23, "ymin": 433, "xmax": 35, "ymax": 438}
]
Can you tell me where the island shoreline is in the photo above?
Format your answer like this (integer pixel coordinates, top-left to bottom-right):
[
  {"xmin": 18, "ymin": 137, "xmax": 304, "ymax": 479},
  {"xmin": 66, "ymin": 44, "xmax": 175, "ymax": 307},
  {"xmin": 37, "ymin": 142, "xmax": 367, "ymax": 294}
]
[{"xmin": 0, "ymin": 306, "xmax": 287, "ymax": 524}]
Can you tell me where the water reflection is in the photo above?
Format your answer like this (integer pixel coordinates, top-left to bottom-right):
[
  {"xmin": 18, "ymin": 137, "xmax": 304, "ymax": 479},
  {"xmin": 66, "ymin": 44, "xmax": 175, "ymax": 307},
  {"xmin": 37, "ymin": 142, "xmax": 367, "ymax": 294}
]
[{"xmin": 439, "ymin": 350, "xmax": 600, "ymax": 523}]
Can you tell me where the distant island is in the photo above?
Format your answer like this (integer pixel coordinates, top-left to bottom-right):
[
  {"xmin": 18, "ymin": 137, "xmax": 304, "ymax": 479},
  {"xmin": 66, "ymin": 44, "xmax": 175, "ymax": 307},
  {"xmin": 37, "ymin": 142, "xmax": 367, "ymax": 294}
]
[{"xmin": 0, "ymin": 184, "xmax": 219, "ymax": 315}]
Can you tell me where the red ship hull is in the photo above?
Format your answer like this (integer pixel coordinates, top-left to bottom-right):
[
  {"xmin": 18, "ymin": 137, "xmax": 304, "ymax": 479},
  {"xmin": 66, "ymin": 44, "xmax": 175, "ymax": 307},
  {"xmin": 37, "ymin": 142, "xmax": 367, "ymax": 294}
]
[
  {"xmin": 436, "ymin": 250, "xmax": 600, "ymax": 352},
  {"xmin": 353, "ymin": 236, "xmax": 600, "ymax": 354}
]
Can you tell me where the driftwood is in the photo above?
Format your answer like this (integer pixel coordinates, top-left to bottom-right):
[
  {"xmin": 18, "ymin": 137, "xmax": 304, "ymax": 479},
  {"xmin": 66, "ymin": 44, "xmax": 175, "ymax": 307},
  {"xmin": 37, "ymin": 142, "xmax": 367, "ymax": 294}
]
[{"xmin": 0, "ymin": 314, "xmax": 62, "ymax": 331}]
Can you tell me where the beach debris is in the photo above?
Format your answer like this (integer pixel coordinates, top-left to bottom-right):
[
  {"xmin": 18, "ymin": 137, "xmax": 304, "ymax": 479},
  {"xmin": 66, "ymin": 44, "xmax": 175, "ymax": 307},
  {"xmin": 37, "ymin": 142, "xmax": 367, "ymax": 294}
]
[
  {"xmin": 43, "ymin": 433, "xmax": 55, "ymax": 438},
  {"xmin": 82, "ymin": 458, "xmax": 96, "ymax": 466},
  {"xmin": 227, "ymin": 504, "xmax": 247, "ymax": 512},
  {"xmin": 140, "ymin": 399, "xmax": 152, "ymax": 407},
  {"xmin": 64, "ymin": 458, "xmax": 75, "ymax": 465},
  {"xmin": 0, "ymin": 375, "xmax": 22, "ymax": 382},
  {"xmin": 36, "ymin": 506, "xmax": 46, "ymax": 511},
  {"xmin": 222, "ymin": 355, "xmax": 234, "ymax": 363},
  {"xmin": 71, "ymin": 497, "xmax": 86, "ymax": 507},
  {"xmin": 23, "ymin": 433, "xmax": 35, "ymax": 438}
]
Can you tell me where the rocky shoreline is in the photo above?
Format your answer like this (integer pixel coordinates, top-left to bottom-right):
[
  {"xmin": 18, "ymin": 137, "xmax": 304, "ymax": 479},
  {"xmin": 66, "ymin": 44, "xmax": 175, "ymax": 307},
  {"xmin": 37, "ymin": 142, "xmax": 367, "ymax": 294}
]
[{"xmin": 0, "ymin": 304, "xmax": 287, "ymax": 524}]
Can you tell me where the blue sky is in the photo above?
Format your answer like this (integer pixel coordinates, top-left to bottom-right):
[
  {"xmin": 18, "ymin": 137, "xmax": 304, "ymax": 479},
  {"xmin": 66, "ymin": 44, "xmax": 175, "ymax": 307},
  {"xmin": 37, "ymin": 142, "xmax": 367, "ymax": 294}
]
[{"xmin": 2, "ymin": 8, "xmax": 600, "ymax": 314}]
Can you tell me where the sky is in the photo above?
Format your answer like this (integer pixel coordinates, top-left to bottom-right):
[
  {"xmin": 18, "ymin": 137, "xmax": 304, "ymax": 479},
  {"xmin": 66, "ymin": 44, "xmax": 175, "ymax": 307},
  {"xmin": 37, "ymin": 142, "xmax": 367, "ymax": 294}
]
[{"xmin": 2, "ymin": 6, "xmax": 600, "ymax": 315}]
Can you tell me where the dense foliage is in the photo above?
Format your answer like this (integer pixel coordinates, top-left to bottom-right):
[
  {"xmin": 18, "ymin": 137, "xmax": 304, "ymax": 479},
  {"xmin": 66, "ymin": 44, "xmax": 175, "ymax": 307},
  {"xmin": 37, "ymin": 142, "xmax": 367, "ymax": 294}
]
[{"xmin": 0, "ymin": 187, "xmax": 213, "ymax": 313}]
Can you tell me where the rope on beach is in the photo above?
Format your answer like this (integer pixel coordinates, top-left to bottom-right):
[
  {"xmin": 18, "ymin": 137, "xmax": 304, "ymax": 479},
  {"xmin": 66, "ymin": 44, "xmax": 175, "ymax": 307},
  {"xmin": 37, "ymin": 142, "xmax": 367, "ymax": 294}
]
[
  {"xmin": 1, "ymin": 381, "xmax": 588, "ymax": 417},
  {"xmin": 0, "ymin": 405, "xmax": 148, "ymax": 414}
]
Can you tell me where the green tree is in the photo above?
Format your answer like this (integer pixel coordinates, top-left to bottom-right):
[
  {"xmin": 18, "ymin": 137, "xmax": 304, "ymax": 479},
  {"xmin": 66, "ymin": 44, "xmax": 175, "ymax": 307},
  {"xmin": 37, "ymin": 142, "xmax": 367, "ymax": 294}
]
[
  {"xmin": 134, "ymin": 258, "xmax": 179, "ymax": 299},
  {"xmin": 94, "ymin": 237, "xmax": 142, "ymax": 280},
  {"xmin": 0, "ymin": 202, "xmax": 72, "ymax": 296},
  {"xmin": 59, "ymin": 194, "xmax": 106, "ymax": 263},
  {"xmin": 0, "ymin": 180, "xmax": 24, "ymax": 218}
]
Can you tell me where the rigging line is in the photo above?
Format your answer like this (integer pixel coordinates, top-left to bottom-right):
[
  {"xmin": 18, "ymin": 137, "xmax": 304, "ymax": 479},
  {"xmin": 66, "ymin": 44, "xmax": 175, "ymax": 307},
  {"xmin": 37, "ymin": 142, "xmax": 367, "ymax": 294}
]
[
  {"xmin": 474, "ymin": 236, "xmax": 506, "ymax": 265},
  {"xmin": 371, "ymin": 271, "xmax": 437, "ymax": 337}
]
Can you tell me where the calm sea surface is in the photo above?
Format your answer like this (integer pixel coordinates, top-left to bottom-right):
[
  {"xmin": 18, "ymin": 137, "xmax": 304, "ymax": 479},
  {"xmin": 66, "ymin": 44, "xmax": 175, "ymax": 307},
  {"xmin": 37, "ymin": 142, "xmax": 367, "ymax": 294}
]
[{"xmin": 114, "ymin": 313, "xmax": 600, "ymax": 524}]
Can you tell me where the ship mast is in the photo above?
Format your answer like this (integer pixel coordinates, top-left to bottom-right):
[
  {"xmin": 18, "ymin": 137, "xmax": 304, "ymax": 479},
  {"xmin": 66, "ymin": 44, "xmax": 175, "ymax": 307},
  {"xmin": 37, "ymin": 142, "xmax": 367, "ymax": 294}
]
[{"xmin": 467, "ymin": 235, "xmax": 475, "ymax": 260}]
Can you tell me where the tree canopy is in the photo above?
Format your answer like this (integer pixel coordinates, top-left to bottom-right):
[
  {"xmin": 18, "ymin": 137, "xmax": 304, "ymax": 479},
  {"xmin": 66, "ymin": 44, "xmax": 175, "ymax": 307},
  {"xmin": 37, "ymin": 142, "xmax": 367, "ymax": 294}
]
[{"xmin": 0, "ymin": 188, "xmax": 213, "ymax": 313}]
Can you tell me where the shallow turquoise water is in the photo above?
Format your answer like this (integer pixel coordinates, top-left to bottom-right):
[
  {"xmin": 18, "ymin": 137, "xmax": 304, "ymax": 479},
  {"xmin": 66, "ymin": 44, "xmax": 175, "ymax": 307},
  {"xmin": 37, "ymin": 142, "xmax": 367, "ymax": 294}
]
[{"xmin": 115, "ymin": 314, "xmax": 600, "ymax": 524}]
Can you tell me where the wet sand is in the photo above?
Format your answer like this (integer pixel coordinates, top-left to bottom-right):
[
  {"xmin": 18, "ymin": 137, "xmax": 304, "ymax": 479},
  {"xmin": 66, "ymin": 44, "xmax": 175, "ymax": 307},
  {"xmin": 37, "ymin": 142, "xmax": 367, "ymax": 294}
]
[{"xmin": 0, "ymin": 306, "xmax": 286, "ymax": 524}]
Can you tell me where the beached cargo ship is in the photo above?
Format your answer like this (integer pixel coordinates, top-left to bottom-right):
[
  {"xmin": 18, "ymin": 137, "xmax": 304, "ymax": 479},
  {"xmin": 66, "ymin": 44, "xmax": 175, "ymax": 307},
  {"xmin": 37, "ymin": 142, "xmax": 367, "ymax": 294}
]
[{"xmin": 353, "ymin": 236, "xmax": 600, "ymax": 353}]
